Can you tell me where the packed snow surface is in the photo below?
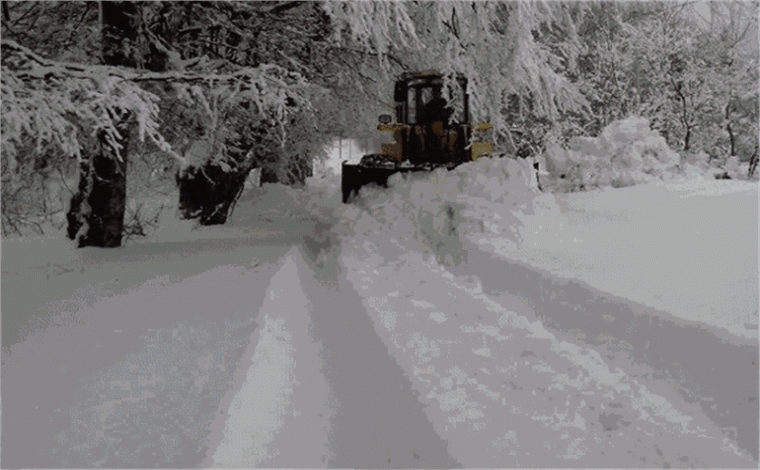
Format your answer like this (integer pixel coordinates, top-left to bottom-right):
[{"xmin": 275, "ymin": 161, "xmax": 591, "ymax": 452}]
[
  {"xmin": 346, "ymin": 154, "xmax": 758, "ymax": 340},
  {"xmin": 503, "ymin": 180, "xmax": 757, "ymax": 339},
  {"xmin": 333, "ymin": 153, "xmax": 757, "ymax": 466},
  {"xmin": 2, "ymin": 137, "xmax": 757, "ymax": 467}
]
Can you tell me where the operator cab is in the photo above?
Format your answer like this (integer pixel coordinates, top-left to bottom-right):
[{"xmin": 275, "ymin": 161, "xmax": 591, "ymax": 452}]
[
  {"xmin": 391, "ymin": 73, "xmax": 470, "ymax": 164},
  {"xmin": 395, "ymin": 74, "xmax": 469, "ymax": 127}
]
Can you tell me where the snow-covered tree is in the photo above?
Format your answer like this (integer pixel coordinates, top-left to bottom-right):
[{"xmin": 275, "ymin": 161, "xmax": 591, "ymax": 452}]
[
  {"xmin": 1, "ymin": 0, "xmax": 593, "ymax": 240},
  {"xmin": 0, "ymin": 41, "xmax": 173, "ymax": 243},
  {"xmin": 7, "ymin": 1, "xmax": 754, "ymax": 244},
  {"xmin": 1, "ymin": 1, "xmax": 340, "ymax": 240},
  {"xmin": 147, "ymin": 1, "xmax": 382, "ymax": 224},
  {"xmin": 64, "ymin": 2, "xmax": 139, "ymax": 247},
  {"xmin": 2, "ymin": 1, "xmax": 380, "ymax": 239},
  {"xmin": 572, "ymin": 1, "xmax": 758, "ymax": 169},
  {"xmin": 323, "ymin": 1, "xmax": 588, "ymax": 151}
]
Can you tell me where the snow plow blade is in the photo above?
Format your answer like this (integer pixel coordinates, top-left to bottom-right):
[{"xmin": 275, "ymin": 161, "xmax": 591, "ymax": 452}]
[
  {"xmin": 342, "ymin": 161, "xmax": 412, "ymax": 203},
  {"xmin": 341, "ymin": 161, "xmax": 460, "ymax": 203}
]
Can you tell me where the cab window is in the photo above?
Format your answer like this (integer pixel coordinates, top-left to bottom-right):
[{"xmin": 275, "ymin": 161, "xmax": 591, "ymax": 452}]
[
  {"xmin": 405, "ymin": 82, "xmax": 466, "ymax": 125},
  {"xmin": 407, "ymin": 87, "xmax": 417, "ymax": 124}
]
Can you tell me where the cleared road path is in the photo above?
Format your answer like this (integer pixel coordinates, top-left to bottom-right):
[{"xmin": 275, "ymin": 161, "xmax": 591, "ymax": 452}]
[{"xmin": 205, "ymin": 247, "xmax": 459, "ymax": 468}]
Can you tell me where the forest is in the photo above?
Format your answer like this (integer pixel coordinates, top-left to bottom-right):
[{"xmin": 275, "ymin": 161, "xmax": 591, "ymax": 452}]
[{"xmin": 2, "ymin": 1, "xmax": 758, "ymax": 247}]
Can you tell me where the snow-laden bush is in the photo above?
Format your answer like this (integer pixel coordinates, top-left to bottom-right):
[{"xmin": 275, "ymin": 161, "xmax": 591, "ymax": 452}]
[
  {"xmin": 711, "ymin": 155, "xmax": 759, "ymax": 181},
  {"xmin": 349, "ymin": 156, "xmax": 539, "ymax": 262},
  {"xmin": 676, "ymin": 149, "xmax": 760, "ymax": 181},
  {"xmin": 540, "ymin": 116, "xmax": 682, "ymax": 191}
]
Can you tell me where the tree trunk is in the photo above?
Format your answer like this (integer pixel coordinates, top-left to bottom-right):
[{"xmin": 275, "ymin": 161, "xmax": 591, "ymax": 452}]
[
  {"xmin": 726, "ymin": 103, "xmax": 736, "ymax": 157},
  {"xmin": 67, "ymin": 1, "xmax": 138, "ymax": 247},
  {"xmin": 67, "ymin": 126, "xmax": 130, "ymax": 247},
  {"xmin": 176, "ymin": 162, "xmax": 252, "ymax": 225},
  {"xmin": 176, "ymin": 144, "xmax": 313, "ymax": 226}
]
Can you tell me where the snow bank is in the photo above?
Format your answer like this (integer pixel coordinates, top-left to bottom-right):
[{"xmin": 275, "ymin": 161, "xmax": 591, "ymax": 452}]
[
  {"xmin": 714, "ymin": 155, "xmax": 758, "ymax": 180},
  {"xmin": 347, "ymin": 155, "xmax": 539, "ymax": 263},
  {"xmin": 504, "ymin": 179, "xmax": 758, "ymax": 340},
  {"xmin": 541, "ymin": 117, "xmax": 683, "ymax": 191},
  {"xmin": 344, "ymin": 147, "xmax": 757, "ymax": 340}
]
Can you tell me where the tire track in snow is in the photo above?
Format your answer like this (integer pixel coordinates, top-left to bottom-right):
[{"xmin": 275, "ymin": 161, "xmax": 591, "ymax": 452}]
[
  {"xmin": 298, "ymin": 245, "xmax": 461, "ymax": 468},
  {"xmin": 2, "ymin": 246, "xmax": 289, "ymax": 468},
  {"xmin": 206, "ymin": 245, "xmax": 458, "ymax": 468},
  {"xmin": 204, "ymin": 248, "xmax": 334, "ymax": 467},
  {"xmin": 448, "ymin": 246, "xmax": 759, "ymax": 461},
  {"xmin": 340, "ymin": 245, "xmax": 756, "ymax": 467}
]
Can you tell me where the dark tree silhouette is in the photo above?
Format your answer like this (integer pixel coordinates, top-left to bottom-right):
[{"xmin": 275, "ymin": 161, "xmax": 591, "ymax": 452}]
[{"xmin": 67, "ymin": 2, "xmax": 139, "ymax": 247}]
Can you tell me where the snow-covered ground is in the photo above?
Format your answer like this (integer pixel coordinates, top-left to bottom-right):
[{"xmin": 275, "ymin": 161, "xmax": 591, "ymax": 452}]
[
  {"xmin": 342, "ymin": 152, "xmax": 758, "ymax": 341},
  {"xmin": 488, "ymin": 179, "xmax": 757, "ymax": 340},
  {"xmin": 333, "ymin": 150, "xmax": 758, "ymax": 466},
  {"xmin": 2, "ymin": 138, "xmax": 757, "ymax": 467}
]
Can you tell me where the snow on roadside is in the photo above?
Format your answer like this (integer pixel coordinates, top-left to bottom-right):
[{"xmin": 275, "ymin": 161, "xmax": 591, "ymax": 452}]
[
  {"xmin": 540, "ymin": 116, "xmax": 681, "ymax": 191},
  {"xmin": 479, "ymin": 179, "xmax": 758, "ymax": 340},
  {"xmin": 515, "ymin": 116, "xmax": 758, "ymax": 338},
  {"xmin": 338, "ymin": 244, "xmax": 755, "ymax": 467},
  {"xmin": 339, "ymin": 153, "xmax": 757, "ymax": 466},
  {"xmin": 347, "ymin": 153, "xmax": 757, "ymax": 340}
]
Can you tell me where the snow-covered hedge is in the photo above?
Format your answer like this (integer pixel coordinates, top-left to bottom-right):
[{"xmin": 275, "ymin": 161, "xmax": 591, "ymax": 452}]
[
  {"xmin": 714, "ymin": 155, "xmax": 757, "ymax": 181},
  {"xmin": 539, "ymin": 117, "xmax": 683, "ymax": 191}
]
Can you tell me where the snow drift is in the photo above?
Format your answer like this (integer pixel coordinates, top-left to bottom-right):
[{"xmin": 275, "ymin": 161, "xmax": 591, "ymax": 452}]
[
  {"xmin": 336, "ymin": 151, "xmax": 757, "ymax": 466},
  {"xmin": 540, "ymin": 116, "xmax": 683, "ymax": 190},
  {"xmin": 341, "ymin": 148, "xmax": 757, "ymax": 340},
  {"xmin": 345, "ymin": 155, "xmax": 539, "ymax": 263}
]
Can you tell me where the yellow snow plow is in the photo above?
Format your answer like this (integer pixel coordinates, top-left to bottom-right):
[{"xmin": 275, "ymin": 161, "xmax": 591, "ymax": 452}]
[{"xmin": 342, "ymin": 71, "xmax": 493, "ymax": 202}]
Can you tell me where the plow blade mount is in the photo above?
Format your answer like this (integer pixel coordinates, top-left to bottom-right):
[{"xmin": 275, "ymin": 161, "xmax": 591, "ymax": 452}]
[
  {"xmin": 342, "ymin": 162, "xmax": 414, "ymax": 203},
  {"xmin": 341, "ymin": 161, "xmax": 459, "ymax": 203}
]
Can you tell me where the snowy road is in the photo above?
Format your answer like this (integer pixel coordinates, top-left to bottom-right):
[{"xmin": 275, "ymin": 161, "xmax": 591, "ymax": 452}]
[
  {"xmin": 203, "ymin": 249, "xmax": 336, "ymax": 467},
  {"xmin": 2, "ymin": 174, "xmax": 757, "ymax": 467},
  {"xmin": 204, "ymin": 247, "xmax": 457, "ymax": 468},
  {"xmin": 339, "ymin": 241, "xmax": 757, "ymax": 467},
  {"xmin": 446, "ymin": 247, "xmax": 758, "ymax": 461},
  {"xmin": 2, "ymin": 235, "xmax": 296, "ymax": 467},
  {"xmin": 2, "ymin": 227, "xmax": 459, "ymax": 468},
  {"xmin": 3, "ymin": 228, "xmax": 757, "ymax": 468}
]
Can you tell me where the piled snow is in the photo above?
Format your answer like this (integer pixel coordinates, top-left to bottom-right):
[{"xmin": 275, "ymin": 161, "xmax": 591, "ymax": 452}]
[
  {"xmin": 346, "ymin": 153, "xmax": 758, "ymax": 340},
  {"xmin": 717, "ymin": 155, "xmax": 757, "ymax": 180},
  {"xmin": 541, "ymin": 116, "xmax": 683, "ymax": 191},
  {"xmin": 347, "ymin": 155, "xmax": 539, "ymax": 264},
  {"xmin": 338, "ymin": 248, "xmax": 755, "ymax": 467}
]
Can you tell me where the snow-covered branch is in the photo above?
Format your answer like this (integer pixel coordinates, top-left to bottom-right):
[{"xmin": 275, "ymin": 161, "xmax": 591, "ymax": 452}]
[
  {"xmin": 2, "ymin": 39, "xmax": 304, "ymax": 88},
  {"xmin": 1, "ymin": 38, "xmax": 311, "ymax": 170},
  {"xmin": 322, "ymin": 1, "xmax": 588, "ymax": 147}
]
